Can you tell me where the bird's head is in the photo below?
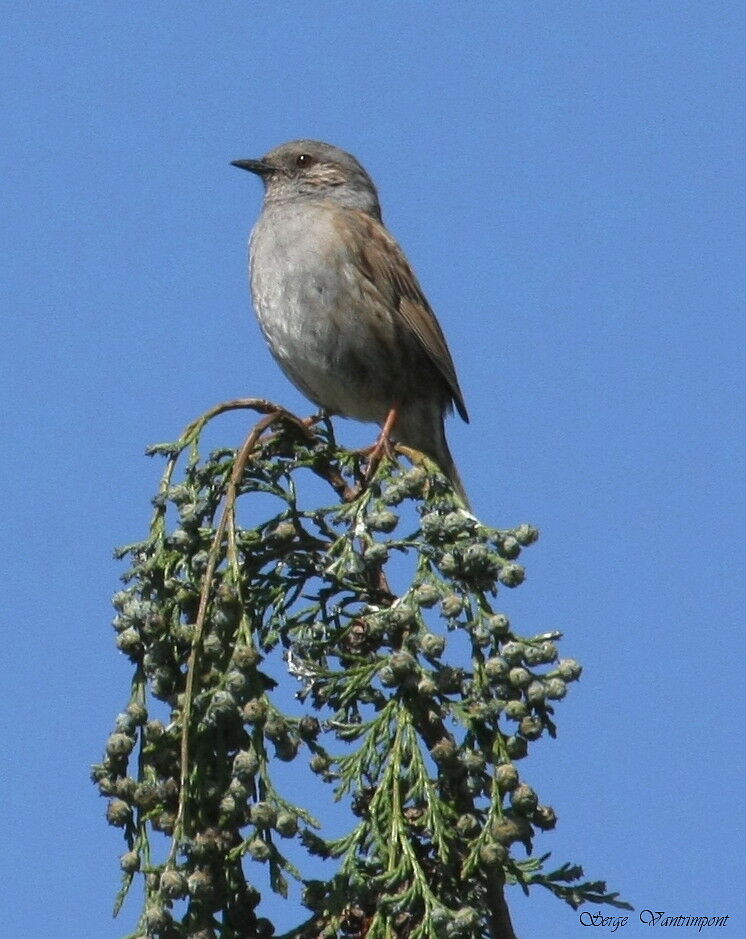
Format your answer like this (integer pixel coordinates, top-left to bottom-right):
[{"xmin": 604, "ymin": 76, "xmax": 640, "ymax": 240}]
[{"xmin": 232, "ymin": 139, "xmax": 381, "ymax": 219}]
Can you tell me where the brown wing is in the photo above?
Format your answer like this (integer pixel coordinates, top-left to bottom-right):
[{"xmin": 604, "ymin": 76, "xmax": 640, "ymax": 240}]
[{"xmin": 335, "ymin": 208, "xmax": 469, "ymax": 423}]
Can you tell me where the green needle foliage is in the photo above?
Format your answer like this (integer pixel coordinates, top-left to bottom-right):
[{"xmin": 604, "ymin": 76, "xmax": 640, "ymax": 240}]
[{"xmin": 93, "ymin": 398, "xmax": 630, "ymax": 939}]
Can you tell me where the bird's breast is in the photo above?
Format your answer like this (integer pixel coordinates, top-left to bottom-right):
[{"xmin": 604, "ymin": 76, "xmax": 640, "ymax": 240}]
[{"xmin": 248, "ymin": 203, "xmax": 401, "ymax": 421}]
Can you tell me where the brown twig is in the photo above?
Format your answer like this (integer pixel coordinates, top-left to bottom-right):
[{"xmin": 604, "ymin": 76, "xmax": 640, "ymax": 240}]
[{"xmin": 168, "ymin": 406, "xmax": 311, "ymax": 861}]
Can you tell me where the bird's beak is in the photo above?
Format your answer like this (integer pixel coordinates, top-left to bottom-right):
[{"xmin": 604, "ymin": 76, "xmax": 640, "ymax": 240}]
[{"xmin": 231, "ymin": 158, "xmax": 275, "ymax": 177}]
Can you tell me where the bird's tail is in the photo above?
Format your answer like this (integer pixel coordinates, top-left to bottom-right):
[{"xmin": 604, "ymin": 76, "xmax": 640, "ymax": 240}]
[
  {"xmin": 438, "ymin": 441, "xmax": 470, "ymax": 509},
  {"xmin": 394, "ymin": 405, "xmax": 470, "ymax": 509}
]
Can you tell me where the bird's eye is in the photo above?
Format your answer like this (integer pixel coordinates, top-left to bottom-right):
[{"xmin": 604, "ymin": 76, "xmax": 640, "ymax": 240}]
[{"xmin": 296, "ymin": 153, "xmax": 314, "ymax": 167}]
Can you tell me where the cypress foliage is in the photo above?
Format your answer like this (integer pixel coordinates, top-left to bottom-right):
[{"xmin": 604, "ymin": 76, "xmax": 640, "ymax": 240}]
[{"xmin": 93, "ymin": 399, "xmax": 628, "ymax": 939}]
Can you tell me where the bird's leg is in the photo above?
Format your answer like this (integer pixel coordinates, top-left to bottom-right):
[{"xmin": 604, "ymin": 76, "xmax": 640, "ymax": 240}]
[
  {"xmin": 360, "ymin": 404, "xmax": 399, "ymax": 482},
  {"xmin": 301, "ymin": 408, "xmax": 331, "ymax": 428}
]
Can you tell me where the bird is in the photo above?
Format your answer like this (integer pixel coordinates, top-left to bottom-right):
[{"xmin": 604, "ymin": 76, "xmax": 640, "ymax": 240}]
[{"xmin": 231, "ymin": 139, "xmax": 470, "ymax": 505}]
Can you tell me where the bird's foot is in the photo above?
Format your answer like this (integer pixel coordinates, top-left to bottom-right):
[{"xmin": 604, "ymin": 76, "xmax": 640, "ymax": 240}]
[{"xmin": 301, "ymin": 409, "xmax": 330, "ymax": 428}]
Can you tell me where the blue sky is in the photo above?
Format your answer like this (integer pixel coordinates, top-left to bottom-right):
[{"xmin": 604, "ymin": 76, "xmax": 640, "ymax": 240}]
[{"xmin": 2, "ymin": 3, "xmax": 744, "ymax": 937}]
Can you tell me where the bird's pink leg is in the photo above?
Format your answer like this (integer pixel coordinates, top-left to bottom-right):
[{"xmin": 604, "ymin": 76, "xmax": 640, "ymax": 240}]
[
  {"xmin": 360, "ymin": 404, "xmax": 399, "ymax": 481},
  {"xmin": 301, "ymin": 408, "xmax": 332, "ymax": 428}
]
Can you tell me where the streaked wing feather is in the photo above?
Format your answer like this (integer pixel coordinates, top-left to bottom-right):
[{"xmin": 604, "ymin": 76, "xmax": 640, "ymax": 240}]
[{"xmin": 338, "ymin": 208, "xmax": 469, "ymax": 422}]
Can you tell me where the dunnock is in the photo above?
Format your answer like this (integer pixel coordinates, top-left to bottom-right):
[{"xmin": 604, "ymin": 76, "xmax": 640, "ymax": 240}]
[{"xmin": 232, "ymin": 139, "xmax": 469, "ymax": 505}]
